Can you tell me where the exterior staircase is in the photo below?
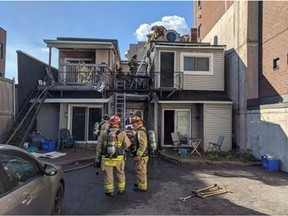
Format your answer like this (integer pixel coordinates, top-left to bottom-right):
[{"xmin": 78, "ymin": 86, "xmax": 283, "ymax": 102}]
[{"xmin": 5, "ymin": 87, "xmax": 50, "ymax": 147}]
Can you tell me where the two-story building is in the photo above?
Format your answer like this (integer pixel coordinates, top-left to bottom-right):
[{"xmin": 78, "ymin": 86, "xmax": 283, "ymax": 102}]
[{"xmin": 11, "ymin": 28, "xmax": 232, "ymax": 153}]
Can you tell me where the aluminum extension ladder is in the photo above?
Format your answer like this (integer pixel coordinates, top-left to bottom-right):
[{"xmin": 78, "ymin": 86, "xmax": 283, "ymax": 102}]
[{"xmin": 115, "ymin": 80, "xmax": 126, "ymax": 125}]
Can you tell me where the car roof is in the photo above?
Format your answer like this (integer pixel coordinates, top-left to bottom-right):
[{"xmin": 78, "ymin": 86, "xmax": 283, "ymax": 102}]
[
  {"xmin": 0, "ymin": 144, "xmax": 44, "ymax": 165},
  {"xmin": 0, "ymin": 144, "xmax": 26, "ymax": 152}
]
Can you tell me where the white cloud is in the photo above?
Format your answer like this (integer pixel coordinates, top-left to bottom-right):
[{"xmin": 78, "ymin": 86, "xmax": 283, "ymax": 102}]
[{"xmin": 134, "ymin": 15, "xmax": 190, "ymax": 42}]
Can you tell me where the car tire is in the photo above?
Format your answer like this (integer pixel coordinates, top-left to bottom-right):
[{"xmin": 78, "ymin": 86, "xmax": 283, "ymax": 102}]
[{"xmin": 51, "ymin": 183, "xmax": 64, "ymax": 215}]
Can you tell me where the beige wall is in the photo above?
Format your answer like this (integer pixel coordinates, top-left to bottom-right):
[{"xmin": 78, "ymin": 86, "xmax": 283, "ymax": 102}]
[{"xmin": 201, "ymin": 1, "xmax": 259, "ymax": 149}]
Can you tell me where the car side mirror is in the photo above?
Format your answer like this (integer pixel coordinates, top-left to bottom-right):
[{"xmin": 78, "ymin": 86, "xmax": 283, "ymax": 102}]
[{"xmin": 43, "ymin": 164, "xmax": 58, "ymax": 176}]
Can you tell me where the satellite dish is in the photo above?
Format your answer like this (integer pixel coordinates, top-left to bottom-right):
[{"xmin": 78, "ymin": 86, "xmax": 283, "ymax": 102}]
[
  {"xmin": 165, "ymin": 30, "xmax": 181, "ymax": 42},
  {"xmin": 166, "ymin": 31, "xmax": 177, "ymax": 42},
  {"xmin": 94, "ymin": 81, "xmax": 105, "ymax": 92}
]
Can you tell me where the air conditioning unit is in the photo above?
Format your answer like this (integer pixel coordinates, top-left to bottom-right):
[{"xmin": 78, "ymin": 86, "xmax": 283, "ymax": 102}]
[{"xmin": 165, "ymin": 30, "xmax": 181, "ymax": 42}]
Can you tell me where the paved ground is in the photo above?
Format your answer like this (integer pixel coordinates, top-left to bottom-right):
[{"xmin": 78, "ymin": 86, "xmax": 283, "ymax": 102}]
[{"xmin": 47, "ymin": 149, "xmax": 288, "ymax": 215}]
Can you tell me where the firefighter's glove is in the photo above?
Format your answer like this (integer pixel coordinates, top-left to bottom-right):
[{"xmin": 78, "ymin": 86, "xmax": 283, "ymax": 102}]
[{"xmin": 94, "ymin": 157, "xmax": 101, "ymax": 168}]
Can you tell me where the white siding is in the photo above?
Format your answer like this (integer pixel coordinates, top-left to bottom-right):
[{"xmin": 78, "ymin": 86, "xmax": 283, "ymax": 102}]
[
  {"xmin": 203, "ymin": 104, "xmax": 232, "ymax": 151},
  {"xmin": 181, "ymin": 51, "xmax": 224, "ymax": 90},
  {"xmin": 153, "ymin": 47, "xmax": 225, "ymax": 91}
]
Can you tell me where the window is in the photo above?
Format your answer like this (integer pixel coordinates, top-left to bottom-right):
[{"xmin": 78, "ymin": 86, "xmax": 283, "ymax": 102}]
[
  {"xmin": 214, "ymin": 35, "xmax": 218, "ymax": 45},
  {"xmin": 198, "ymin": 25, "xmax": 201, "ymax": 38},
  {"xmin": 198, "ymin": 0, "xmax": 202, "ymax": 9},
  {"xmin": 0, "ymin": 151, "xmax": 42, "ymax": 189},
  {"xmin": 181, "ymin": 53, "xmax": 213, "ymax": 75},
  {"xmin": 273, "ymin": 58, "xmax": 280, "ymax": 70},
  {"xmin": 0, "ymin": 43, "xmax": 3, "ymax": 59}
]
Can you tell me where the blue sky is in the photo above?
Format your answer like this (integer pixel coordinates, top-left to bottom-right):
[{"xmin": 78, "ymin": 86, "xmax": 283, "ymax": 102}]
[{"xmin": 0, "ymin": 1, "xmax": 194, "ymax": 82}]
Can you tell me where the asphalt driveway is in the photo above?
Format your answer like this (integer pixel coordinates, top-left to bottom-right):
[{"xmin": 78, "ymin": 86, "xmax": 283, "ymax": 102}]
[{"xmin": 62, "ymin": 155, "xmax": 288, "ymax": 215}]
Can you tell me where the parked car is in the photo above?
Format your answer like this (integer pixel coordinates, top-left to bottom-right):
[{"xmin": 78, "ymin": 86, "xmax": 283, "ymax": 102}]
[{"xmin": 0, "ymin": 144, "xmax": 65, "ymax": 215}]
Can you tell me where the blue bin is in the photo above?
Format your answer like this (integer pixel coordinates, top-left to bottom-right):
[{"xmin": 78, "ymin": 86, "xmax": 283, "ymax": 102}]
[
  {"xmin": 261, "ymin": 156, "xmax": 268, "ymax": 169},
  {"xmin": 266, "ymin": 159, "xmax": 280, "ymax": 172},
  {"xmin": 41, "ymin": 140, "xmax": 57, "ymax": 152},
  {"xmin": 262, "ymin": 155, "xmax": 280, "ymax": 172}
]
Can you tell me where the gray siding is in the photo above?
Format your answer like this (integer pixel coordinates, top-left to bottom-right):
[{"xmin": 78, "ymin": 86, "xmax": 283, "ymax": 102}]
[
  {"xmin": 203, "ymin": 104, "xmax": 232, "ymax": 151},
  {"xmin": 37, "ymin": 104, "xmax": 60, "ymax": 143}
]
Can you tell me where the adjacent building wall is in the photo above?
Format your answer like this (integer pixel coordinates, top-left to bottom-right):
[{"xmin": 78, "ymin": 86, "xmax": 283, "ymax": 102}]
[
  {"xmin": 196, "ymin": 1, "xmax": 288, "ymax": 172},
  {"xmin": 17, "ymin": 51, "xmax": 58, "ymax": 111},
  {"xmin": 198, "ymin": 1, "xmax": 259, "ymax": 150},
  {"xmin": 246, "ymin": 2, "xmax": 288, "ymax": 172},
  {"xmin": 0, "ymin": 78, "xmax": 15, "ymax": 143}
]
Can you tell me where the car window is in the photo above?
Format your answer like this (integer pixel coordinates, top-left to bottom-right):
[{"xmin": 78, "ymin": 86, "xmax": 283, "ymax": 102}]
[{"xmin": 0, "ymin": 150, "xmax": 42, "ymax": 189}]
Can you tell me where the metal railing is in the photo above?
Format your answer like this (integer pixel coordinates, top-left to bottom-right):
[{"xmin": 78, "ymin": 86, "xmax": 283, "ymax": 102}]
[
  {"xmin": 56, "ymin": 64, "xmax": 184, "ymax": 91},
  {"xmin": 58, "ymin": 63, "xmax": 108, "ymax": 85}
]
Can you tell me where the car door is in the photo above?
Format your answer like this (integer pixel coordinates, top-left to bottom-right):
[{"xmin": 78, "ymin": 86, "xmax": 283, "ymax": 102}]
[
  {"xmin": 0, "ymin": 150, "xmax": 53, "ymax": 215},
  {"xmin": 0, "ymin": 163, "xmax": 23, "ymax": 215}
]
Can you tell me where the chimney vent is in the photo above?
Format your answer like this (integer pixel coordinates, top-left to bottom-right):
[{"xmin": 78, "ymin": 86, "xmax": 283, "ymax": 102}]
[{"xmin": 190, "ymin": 28, "xmax": 198, "ymax": 43}]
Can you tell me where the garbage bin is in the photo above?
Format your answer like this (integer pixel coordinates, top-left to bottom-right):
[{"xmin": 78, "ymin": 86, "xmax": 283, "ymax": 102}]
[{"xmin": 28, "ymin": 132, "xmax": 43, "ymax": 149}]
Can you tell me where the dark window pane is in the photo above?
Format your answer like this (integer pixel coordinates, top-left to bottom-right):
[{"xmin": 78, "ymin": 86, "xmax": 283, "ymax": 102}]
[
  {"xmin": 88, "ymin": 108, "xmax": 102, "ymax": 141},
  {"xmin": 72, "ymin": 107, "xmax": 86, "ymax": 140},
  {"xmin": 197, "ymin": 57, "xmax": 209, "ymax": 71},
  {"xmin": 184, "ymin": 57, "xmax": 196, "ymax": 70}
]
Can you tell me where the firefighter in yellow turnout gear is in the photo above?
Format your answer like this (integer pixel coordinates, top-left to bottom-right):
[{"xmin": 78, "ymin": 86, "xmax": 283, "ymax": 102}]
[
  {"xmin": 130, "ymin": 116, "xmax": 149, "ymax": 192},
  {"xmin": 93, "ymin": 114, "xmax": 110, "ymax": 139},
  {"xmin": 95, "ymin": 115, "xmax": 131, "ymax": 197}
]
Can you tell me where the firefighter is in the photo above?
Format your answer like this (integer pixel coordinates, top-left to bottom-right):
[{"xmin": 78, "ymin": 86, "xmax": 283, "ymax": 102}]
[
  {"xmin": 130, "ymin": 115, "xmax": 149, "ymax": 192},
  {"xmin": 95, "ymin": 115, "xmax": 131, "ymax": 197},
  {"xmin": 93, "ymin": 114, "xmax": 110, "ymax": 139}
]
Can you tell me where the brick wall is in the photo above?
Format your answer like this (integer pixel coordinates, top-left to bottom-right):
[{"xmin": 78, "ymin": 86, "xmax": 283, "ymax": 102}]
[
  {"xmin": 259, "ymin": 2, "xmax": 288, "ymax": 98},
  {"xmin": 194, "ymin": 1, "xmax": 234, "ymax": 41}
]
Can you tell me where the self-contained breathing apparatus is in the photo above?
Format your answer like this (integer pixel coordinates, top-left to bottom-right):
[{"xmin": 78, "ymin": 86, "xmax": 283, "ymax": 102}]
[
  {"xmin": 102, "ymin": 129, "xmax": 125, "ymax": 159},
  {"xmin": 129, "ymin": 127, "xmax": 157, "ymax": 157}
]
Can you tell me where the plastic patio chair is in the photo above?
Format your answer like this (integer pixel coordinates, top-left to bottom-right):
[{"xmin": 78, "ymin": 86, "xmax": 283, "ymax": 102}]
[
  {"xmin": 171, "ymin": 132, "xmax": 181, "ymax": 147},
  {"xmin": 206, "ymin": 135, "xmax": 225, "ymax": 155},
  {"xmin": 59, "ymin": 128, "xmax": 76, "ymax": 152}
]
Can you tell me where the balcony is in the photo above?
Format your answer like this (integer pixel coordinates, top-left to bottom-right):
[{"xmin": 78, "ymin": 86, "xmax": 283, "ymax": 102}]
[
  {"xmin": 38, "ymin": 64, "xmax": 184, "ymax": 93},
  {"xmin": 58, "ymin": 63, "xmax": 108, "ymax": 85}
]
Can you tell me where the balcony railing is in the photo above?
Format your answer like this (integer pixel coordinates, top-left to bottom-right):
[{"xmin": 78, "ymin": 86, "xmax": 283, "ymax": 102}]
[
  {"xmin": 55, "ymin": 63, "xmax": 183, "ymax": 92},
  {"xmin": 154, "ymin": 71, "xmax": 184, "ymax": 89},
  {"xmin": 58, "ymin": 63, "xmax": 108, "ymax": 85}
]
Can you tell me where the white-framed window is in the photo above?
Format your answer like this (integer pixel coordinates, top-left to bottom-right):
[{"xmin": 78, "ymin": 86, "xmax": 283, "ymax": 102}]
[
  {"xmin": 162, "ymin": 109, "xmax": 191, "ymax": 146},
  {"xmin": 180, "ymin": 52, "xmax": 213, "ymax": 75}
]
